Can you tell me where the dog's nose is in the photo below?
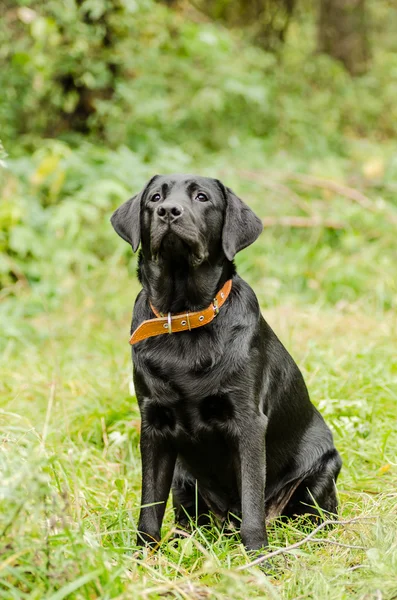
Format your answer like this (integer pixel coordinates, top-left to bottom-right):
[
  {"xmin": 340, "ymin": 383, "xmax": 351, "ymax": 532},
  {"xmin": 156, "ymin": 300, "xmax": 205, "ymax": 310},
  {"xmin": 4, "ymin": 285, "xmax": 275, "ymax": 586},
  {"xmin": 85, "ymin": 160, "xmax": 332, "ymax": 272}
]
[{"xmin": 156, "ymin": 204, "xmax": 184, "ymax": 222}]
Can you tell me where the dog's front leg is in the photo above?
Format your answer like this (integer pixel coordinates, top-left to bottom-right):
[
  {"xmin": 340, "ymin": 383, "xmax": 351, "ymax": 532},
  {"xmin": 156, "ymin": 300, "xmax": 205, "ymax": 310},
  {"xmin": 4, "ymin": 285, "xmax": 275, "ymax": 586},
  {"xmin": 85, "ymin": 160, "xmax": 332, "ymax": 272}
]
[
  {"xmin": 238, "ymin": 414, "xmax": 268, "ymax": 551},
  {"xmin": 137, "ymin": 429, "xmax": 177, "ymax": 547}
]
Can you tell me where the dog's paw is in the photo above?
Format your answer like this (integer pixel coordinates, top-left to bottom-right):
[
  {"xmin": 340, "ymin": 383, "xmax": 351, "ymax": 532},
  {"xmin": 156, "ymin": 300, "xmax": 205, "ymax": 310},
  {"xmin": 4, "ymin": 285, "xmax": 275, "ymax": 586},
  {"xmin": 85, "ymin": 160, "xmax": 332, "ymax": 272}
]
[{"xmin": 136, "ymin": 529, "xmax": 161, "ymax": 549}]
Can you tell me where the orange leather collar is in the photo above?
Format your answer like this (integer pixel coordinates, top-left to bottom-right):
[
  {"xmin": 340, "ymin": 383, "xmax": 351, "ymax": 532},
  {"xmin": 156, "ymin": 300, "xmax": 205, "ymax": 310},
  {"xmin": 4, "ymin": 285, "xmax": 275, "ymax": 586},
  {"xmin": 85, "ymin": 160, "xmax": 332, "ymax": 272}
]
[{"xmin": 129, "ymin": 279, "xmax": 232, "ymax": 346}]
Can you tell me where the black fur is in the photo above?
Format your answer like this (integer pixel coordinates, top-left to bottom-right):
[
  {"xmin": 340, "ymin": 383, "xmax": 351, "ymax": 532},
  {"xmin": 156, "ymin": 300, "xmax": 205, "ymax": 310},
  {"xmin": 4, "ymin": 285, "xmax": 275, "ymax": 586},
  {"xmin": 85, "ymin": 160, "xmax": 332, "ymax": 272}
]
[{"xmin": 111, "ymin": 174, "xmax": 342, "ymax": 551}]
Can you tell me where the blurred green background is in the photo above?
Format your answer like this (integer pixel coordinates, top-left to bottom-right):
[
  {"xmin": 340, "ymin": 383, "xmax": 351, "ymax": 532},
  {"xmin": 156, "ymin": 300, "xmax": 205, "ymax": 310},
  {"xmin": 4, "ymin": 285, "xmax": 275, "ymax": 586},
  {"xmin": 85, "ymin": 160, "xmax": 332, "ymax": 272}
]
[
  {"xmin": 1, "ymin": 1, "xmax": 397, "ymax": 598},
  {"xmin": 1, "ymin": 0, "xmax": 396, "ymax": 314}
]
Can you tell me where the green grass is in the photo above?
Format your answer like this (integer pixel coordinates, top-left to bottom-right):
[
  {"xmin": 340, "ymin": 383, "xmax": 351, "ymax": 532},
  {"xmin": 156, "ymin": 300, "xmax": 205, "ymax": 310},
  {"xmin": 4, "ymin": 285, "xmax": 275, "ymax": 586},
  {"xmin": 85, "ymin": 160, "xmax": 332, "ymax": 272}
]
[{"xmin": 1, "ymin": 228, "xmax": 396, "ymax": 598}]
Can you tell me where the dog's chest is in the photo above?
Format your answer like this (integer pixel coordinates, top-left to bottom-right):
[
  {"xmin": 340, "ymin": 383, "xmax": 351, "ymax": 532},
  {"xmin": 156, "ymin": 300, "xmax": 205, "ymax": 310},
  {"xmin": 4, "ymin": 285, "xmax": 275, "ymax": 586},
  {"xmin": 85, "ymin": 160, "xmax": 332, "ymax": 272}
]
[
  {"xmin": 141, "ymin": 392, "xmax": 236, "ymax": 439},
  {"xmin": 133, "ymin": 321, "xmax": 250, "ymax": 438},
  {"xmin": 134, "ymin": 328, "xmax": 231, "ymax": 393}
]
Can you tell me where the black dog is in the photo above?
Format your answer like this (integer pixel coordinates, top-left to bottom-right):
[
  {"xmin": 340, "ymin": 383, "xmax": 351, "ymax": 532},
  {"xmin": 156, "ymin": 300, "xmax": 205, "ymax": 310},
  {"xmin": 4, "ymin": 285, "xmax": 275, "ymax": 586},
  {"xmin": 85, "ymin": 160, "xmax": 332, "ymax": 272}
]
[{"xmin": 111, "ymin": 174, "xmax": 342, "ymax": 552}]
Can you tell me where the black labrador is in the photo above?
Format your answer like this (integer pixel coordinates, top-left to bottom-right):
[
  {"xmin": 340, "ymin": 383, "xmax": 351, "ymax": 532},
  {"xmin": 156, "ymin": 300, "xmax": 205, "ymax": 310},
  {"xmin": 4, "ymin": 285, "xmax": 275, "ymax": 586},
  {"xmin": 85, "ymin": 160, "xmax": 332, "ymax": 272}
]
[{"xmin": 111, "ymin": 174, "xmax": 342, "ymax": 552}]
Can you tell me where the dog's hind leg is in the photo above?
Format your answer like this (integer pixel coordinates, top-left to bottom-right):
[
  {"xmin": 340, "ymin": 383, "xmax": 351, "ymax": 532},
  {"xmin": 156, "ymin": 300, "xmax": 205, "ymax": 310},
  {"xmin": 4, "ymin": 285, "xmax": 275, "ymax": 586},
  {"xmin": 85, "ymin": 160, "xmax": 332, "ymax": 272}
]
[
  {"xmin": 281, "ymin": 449, "xmax": 342, "ymax": 520},
  {"xmin": 172, "ymin": 481, "xmax": 211, "ymax": 529},
  {"xmin": 172, "ymin": 464, "xmax": 211, "ymax": 530}
]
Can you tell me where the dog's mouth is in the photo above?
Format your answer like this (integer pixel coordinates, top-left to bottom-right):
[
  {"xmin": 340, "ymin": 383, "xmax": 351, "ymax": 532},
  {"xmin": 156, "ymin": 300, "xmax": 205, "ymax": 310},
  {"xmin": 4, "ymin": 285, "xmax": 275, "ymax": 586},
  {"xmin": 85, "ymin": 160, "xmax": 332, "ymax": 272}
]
[{"xmin": 151, "ymin": 225, "xmax": 207, "ymax": 267}]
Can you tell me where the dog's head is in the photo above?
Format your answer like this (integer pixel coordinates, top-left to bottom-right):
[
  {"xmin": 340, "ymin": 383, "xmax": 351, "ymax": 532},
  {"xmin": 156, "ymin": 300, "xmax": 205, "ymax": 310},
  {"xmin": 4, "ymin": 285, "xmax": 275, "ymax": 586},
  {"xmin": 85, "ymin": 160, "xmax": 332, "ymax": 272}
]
[{"xmin": 111, "ymin": 174, "xmax": 263, "ymax": 265}]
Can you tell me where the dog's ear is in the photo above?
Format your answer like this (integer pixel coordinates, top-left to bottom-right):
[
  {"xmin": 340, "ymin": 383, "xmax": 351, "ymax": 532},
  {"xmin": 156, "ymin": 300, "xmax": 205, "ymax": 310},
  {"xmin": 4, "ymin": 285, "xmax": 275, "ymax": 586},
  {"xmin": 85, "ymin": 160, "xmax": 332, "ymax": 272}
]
[
  {"xmin": 111, "ymin": 176, "xmax": 158, "ymax": 252},
  {"xmin": 110, "ymin": 194, "xmax": 141, "ymax": 251},
  {"xmin": 217, "ymin": 181, "xmax": 263, "ymax": 261}
]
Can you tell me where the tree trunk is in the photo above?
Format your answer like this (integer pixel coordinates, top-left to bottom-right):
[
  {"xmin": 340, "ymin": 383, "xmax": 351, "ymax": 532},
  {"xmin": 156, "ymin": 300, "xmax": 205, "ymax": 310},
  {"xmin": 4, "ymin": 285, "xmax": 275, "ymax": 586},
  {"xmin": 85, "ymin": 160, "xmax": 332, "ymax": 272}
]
[{"xmin": 317, "ymin": 0, "xmax": 370, "ymax": 75}]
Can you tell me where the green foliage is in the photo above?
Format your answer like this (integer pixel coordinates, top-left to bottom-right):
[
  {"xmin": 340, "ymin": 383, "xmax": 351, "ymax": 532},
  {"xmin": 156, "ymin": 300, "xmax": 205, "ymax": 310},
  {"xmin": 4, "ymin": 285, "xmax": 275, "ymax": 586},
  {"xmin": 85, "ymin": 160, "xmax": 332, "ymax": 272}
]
[
  {"xmin": 1, "ymin": 0, "xmax": 397, "ymax": 153},
  {"xmin": 182, "ymin": 0, "xmax": 296, "ymax": 51},
  {"xmin": 1, "ymin": 0, "xmax": 397, "ymax": 295},
  {"xmin": 1, "ymin": 141, "xmax": 143, "ymax": 288}
]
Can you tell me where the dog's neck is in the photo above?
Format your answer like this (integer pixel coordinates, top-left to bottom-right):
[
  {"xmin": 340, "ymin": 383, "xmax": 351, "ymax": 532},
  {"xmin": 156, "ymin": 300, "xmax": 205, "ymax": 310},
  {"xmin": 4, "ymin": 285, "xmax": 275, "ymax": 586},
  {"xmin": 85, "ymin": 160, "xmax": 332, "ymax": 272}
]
[{"xmin": 138, "ymin": 253, "xmax": 235, "ymax": 314}]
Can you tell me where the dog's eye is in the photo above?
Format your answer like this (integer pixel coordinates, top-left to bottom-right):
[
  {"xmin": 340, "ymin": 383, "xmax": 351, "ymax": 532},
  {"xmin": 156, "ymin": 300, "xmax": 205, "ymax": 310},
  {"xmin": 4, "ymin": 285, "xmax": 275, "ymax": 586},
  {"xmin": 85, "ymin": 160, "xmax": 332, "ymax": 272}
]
[
  {"xmin": 196, "ymin": 192, "xmax": 208, "ymax": 202},
  {"xmin": 151, "ymin": 193, "xmax": 161, "ymax": 202}
]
